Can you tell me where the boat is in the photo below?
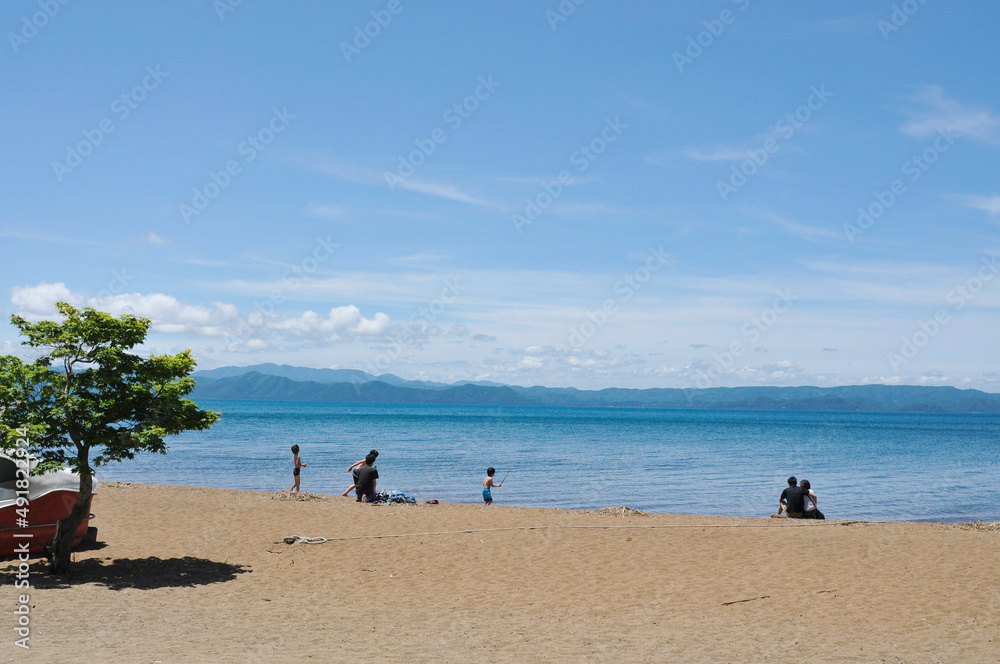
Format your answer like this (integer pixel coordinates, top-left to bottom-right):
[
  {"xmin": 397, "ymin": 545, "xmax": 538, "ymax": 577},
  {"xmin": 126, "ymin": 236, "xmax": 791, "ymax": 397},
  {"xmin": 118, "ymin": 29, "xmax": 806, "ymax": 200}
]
[{"xmin": 0, "ymin": 452, "xmax": 96, "ymax": 557}]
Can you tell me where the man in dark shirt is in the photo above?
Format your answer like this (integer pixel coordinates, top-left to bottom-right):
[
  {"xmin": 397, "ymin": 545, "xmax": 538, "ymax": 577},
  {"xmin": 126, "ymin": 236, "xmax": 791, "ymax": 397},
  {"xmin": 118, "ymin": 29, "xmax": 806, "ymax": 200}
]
[
  {"xmin": 355, "ymin": 453, "xmax": 379, "ymax": 502},
  {"xmin": 778, "ymin": 476, "xmax": 805, "ymax": 518}
]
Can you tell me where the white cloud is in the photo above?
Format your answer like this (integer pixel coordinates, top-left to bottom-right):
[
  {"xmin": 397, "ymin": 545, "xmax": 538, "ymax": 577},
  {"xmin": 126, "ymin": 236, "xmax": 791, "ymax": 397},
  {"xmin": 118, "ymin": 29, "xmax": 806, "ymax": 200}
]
[
  {"xmin": 298, "ymin": 155, "xmax": 501, "ymax": 210},
  {"xmin": 391, "ymin": 177, "xmax": 499, "ymax": 209},
  {"xmin": 9, "ymin": 282, "xmax": 75, "ymax": 313},
  {"xmin": 899, "ymin": 86, "xmax": 1000, "ymax": 145},
  {"xmin": 269, "ymin": 305, "xmax": 391, "ymax": 339},
  {"xmin": 861, "ymin": 375, "xmax": 903, "ymax": 386},
  {"xmin": 144, "ymin": 232, "xmax": 172, "ymax": 245},
  {"xmin": 519, "ymin": 356, "xmax": 543, "ymax": 369},
  {"xmin": 7, "ymin": 283, "xmax": 391, "ymax": 345}
]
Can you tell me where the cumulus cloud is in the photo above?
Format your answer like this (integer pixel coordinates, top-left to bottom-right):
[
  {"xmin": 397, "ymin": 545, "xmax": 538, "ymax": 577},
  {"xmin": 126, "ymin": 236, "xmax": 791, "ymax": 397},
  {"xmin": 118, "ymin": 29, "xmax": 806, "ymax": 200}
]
[
  {"xmin": 519, "ymin": 356, "xmax": 544, "ymax": 369},
  {"xmin": 265, "ymin": 305, "xmax": 391, "ymax": 341},
  {"xmin": 9, "ymin": 282, "xmax": 76, "ymax": 313},
  {"xmin": 8, "ymin": 282, "xmax": 391, "ymax": 346}
]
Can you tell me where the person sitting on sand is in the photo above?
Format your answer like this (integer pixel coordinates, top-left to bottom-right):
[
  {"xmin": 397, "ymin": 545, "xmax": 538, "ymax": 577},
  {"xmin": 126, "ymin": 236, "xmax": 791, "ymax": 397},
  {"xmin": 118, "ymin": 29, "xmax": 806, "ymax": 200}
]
[
  {"xmin": 342, "ymin": 449, "xmax": 378, "ymax": 497},
  {"xmin": 482, "ymin": 467, "xmax": 503, "ymax": 505},
  {"xmin": 290, "ymin": 444, "xmax": 307, "ymax": 492},
  {"xmin": 799, "ymin": 479, "xmax": 825, "ymax": 520},
  {"xmin": 778, "ymin": 476, "xmax": 805, "ymax": 518},
  {"xmin": 355, "ymin": 453, "xmax": 379, "ymax": 503}
]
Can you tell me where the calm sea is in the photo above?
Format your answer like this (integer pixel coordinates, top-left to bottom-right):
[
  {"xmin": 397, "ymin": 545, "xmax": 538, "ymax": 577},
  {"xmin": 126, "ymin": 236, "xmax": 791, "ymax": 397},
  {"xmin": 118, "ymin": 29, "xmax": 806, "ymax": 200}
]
[{"xmin": 97, "ymin": 400, "xmax": 1000, "ymax": 522}]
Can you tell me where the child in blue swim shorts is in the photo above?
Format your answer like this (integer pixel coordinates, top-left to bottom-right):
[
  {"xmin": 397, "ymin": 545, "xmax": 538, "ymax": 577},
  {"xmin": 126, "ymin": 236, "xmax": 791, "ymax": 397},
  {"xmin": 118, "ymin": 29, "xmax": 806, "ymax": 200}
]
[{"xmin": 482, "ymin": 467, "xmax": 503, "ymax": 505}]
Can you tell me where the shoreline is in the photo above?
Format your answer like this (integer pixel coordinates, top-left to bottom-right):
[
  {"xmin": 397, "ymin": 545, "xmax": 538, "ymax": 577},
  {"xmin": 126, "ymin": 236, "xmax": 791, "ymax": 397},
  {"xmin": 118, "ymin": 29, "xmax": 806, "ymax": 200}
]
[
  {"xmin": 96, "ymin": 403, "xmax": 1000, "ymax": 525},
  {"xmin": 95, "ymin": 479, "xmax": 1000, "ymax": 525},
  {"xmin": 3, "ymin": 482, "xmax": 998, "ymax": 662}
]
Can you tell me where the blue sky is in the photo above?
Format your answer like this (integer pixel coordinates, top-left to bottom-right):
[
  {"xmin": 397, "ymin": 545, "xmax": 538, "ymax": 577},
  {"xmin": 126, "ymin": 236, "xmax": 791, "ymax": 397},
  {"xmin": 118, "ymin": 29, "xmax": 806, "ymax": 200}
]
[{"xmin": 2, "ymin": 0, "xmax": 999, "ymax": 390}]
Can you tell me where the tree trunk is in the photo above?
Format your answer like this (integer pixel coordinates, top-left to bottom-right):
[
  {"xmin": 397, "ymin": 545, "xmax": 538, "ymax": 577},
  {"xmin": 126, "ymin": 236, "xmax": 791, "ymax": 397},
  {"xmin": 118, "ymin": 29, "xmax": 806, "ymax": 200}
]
[{"xmin": 49, "ymin": 472, "xmax": 93, "ymax": 575}]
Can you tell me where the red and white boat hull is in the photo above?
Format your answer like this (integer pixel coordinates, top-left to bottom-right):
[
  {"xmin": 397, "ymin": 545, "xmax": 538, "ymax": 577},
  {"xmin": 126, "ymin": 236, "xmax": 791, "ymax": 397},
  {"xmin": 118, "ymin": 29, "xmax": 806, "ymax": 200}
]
[{"xmin": 0, "ymin": 458, "xmax": 96, "ymax": 557}]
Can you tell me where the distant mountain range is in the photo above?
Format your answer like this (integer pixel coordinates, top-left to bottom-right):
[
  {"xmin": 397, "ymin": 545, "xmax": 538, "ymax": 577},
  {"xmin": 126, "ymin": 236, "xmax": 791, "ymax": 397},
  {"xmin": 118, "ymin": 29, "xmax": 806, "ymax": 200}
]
[{"xmin": 189, "ymin": 364, "xmax": 1000, "ymax": 413}]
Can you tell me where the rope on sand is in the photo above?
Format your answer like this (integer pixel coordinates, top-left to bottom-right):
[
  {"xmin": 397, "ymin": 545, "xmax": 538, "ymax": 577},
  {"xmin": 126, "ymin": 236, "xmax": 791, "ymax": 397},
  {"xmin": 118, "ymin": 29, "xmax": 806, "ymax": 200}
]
[
  {"xmin": 282, "ymin": 536, "xmax": 333, "ymax": 545},
  {"xmin": 277, "ymin": 520, "xmax": 866, "ymax": 545}
]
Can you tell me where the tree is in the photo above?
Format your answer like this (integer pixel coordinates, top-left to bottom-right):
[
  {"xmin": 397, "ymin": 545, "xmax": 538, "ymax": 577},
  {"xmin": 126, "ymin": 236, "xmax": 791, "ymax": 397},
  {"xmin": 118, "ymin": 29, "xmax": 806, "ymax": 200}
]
[{"xmin": 0, "ymin": 303, "xmax": 219, "ymax": 574}]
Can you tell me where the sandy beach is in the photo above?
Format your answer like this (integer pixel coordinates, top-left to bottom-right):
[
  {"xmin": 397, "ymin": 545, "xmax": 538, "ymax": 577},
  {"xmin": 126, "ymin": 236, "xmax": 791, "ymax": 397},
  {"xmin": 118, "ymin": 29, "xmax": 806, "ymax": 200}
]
[{"xmin": 3, "ymin": 483, "xmax": 998, "ymax": 663}]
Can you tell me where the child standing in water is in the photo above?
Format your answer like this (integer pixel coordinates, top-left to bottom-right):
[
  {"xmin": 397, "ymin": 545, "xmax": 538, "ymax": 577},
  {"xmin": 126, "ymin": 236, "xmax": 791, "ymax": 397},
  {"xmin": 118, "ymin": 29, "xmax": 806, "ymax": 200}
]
[
  {"xmin": 482, "ymin": 467, "xmax": 503, "ymax": 505},
  {"xmin": 290, "ymin": 444, "xmax": 306, "ymax": 492}
]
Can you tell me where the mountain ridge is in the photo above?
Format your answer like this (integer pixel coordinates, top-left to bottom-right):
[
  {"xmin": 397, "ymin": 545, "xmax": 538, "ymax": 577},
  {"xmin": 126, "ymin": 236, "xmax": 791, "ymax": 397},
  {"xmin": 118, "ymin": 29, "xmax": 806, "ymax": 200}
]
[{"xmin": 189, "ymin": 366, "xmax": 1000, "ymax": 412}]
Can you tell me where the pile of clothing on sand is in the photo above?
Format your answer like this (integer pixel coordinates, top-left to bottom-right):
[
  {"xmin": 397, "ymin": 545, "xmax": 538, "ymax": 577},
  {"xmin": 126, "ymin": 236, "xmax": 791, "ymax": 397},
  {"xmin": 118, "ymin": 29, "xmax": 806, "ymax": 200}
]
[{"xmin": 367, "ymin": 489, "xmax": 416, "ymax": 504}]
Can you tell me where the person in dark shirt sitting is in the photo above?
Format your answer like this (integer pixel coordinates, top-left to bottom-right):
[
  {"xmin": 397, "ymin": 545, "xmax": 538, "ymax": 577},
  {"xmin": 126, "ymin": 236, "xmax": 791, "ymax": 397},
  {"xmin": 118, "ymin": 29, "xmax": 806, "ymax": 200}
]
[
  {"xmin": 799, "ymin": 479, "xmax": 825, "ymax": 520},
  {"xmin": 355, "ymin": 453, "xmax": 379, "ymax": 503},
  {"xmin": 778, "ymin": 476, "xmax": 806, "ymax": 518}
]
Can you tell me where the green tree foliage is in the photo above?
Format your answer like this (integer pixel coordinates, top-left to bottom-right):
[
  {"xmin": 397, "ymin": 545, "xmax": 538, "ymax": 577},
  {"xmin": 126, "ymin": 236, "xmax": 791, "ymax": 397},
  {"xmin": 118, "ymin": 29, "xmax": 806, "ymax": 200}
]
[{"xmin": 0, "ymin": 303, "xmax": 218, "ymax": 574}]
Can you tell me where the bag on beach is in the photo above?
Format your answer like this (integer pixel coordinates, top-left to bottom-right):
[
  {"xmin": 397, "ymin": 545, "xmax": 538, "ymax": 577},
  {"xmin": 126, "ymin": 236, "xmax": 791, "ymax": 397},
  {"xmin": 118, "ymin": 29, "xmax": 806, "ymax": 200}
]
[{"xmin": 803, "ymin": 494, "xmax": 816, "ymax": 512}]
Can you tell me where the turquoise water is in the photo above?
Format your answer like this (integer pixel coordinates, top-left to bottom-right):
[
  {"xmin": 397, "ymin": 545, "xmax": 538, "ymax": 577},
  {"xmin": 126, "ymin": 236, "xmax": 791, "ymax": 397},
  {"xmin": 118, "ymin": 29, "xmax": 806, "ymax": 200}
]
[{"xmin": 97, "ymin": 400, "xmax": 1000, "ymax": 522}]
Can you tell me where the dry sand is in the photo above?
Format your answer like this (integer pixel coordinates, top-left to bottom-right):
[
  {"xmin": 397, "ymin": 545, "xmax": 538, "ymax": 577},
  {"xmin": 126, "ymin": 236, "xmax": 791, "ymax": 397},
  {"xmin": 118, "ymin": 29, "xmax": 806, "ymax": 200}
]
[{"xmin": 3, "ymin": 483, "xmax": 998, "ymax": 663}]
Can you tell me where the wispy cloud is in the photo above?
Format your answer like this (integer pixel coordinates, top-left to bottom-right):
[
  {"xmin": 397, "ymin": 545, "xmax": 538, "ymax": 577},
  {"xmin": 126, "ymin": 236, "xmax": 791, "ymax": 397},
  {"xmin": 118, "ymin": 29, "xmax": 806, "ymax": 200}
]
[
  {"xmin": 296, "ymin": 155, "xmax": 502, "ymax": 210},
  {"xmin": 549, "ymin": 202, "xmax": 637, "ymax": 217},
  {"xmin": 304, "ymin": 203, "xmax": 347, "ymax": 219},
  {"xmin": 966, "ymin": 195, "xmax": 1000, "ymax": 217},
  {"xmin": 385, "ymin": 251, "xmax": 452, "ymax": 268},
  {"xmin": 760, "ymin": 211, "xmax": 842, "ymax": 243},
  {"xmin": 175, "ymin": 257, "xmax": 241, "ymax": 268},
  {"xmin": 683, "ymin": 148, "xmax": 752, "ymax": 162},
  {"xmin": 0, "ymin": 230, "xmax": 102, "ymax": 246},
  {"xmin": 899, "ymin": 85, "xmax": 1000, "ymax": 145},
  {"xmin": 303, "ymin": 203, "xmax": 444, "ymax": 222},
  {"xmin": 646, "ymin": 147, "xmax": 750, "ymax": 166},
  {"xmin": 391, "ymin": 176, "xmax": 500, "ymax": 209},
  {"xmin": 144, "ymin": 232, "xmax": 172, "ymax": 246},
  {"xmin": 297, "ymin": 156, "xmax": 383, "ymax": 187}
]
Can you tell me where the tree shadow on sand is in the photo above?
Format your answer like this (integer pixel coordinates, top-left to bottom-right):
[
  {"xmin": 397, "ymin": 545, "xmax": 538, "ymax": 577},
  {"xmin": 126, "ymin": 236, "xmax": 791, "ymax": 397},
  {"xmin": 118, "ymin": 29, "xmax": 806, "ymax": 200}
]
[{"xmin": 1, "ymin": 556, "xmax": 250, "ymax": 590}]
